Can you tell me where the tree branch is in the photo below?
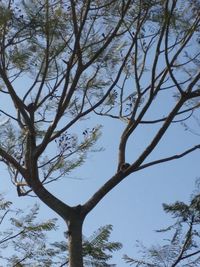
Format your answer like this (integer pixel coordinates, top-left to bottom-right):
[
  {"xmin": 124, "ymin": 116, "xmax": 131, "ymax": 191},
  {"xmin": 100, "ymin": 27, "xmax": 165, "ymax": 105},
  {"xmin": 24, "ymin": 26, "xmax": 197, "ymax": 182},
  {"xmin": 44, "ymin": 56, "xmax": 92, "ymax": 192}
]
[
  {"xmin": 137, "ymin": 145, "xmax": 200, "ymax": 171},
  {"xmin": 0, "ymin": 147, "xmax": 26, "ymax": 178}
]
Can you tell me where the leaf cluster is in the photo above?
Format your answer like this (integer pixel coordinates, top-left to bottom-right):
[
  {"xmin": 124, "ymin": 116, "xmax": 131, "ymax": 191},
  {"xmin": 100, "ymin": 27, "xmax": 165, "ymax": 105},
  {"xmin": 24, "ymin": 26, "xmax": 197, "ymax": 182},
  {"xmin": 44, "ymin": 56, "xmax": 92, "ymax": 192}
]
[{"xmin": 124, "ymin": 183, "xmax": 200, "ymax": 267}]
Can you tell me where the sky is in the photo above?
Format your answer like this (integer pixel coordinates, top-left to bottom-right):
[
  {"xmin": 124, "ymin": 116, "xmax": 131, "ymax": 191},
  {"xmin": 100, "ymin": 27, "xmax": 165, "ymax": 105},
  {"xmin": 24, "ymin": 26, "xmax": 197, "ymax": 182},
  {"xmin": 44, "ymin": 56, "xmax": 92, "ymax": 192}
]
[{"xmin": 0, "ymin": 1, "xmax": 200, "ymax": 266}]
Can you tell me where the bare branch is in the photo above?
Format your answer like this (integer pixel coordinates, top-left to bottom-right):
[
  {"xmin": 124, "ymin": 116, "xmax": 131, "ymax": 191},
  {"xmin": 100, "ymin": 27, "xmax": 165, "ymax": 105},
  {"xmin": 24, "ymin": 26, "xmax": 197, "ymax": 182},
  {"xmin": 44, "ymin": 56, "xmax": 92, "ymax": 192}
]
[{"xmin": 137, "ymin": 144, "xmax": 200, "ymax": 171}]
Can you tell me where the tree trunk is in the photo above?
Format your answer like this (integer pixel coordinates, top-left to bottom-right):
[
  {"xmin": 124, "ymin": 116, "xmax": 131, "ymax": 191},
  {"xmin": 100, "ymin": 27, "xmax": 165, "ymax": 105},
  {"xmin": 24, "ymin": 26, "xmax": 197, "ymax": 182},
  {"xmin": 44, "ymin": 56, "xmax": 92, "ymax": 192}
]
[{"xmin": 67, "ymin": 210, "xmax": 84, "ymax": 267}]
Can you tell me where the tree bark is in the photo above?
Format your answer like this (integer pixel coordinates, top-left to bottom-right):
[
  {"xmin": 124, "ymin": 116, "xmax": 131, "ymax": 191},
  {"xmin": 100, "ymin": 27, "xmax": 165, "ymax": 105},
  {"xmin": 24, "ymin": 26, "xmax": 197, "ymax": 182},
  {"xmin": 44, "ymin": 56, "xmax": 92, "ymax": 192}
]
[{"xmin": 67, "ymin": 208, "xmax": 84, "ymax": 267}]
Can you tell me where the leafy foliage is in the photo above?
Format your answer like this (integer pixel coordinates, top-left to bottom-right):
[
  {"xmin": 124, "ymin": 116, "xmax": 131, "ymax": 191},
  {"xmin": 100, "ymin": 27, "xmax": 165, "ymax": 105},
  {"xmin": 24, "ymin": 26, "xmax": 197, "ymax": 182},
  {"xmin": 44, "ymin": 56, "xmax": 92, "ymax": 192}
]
[
  {"xmin": 82, "ymin": 224, "xmax": 122, "ymax": 266},
  {"xmin": 124, "ymin": 180, "xmax": 200, "ymax": 267},
  {"xmin": 0, "ymin": 193, "xmax": 59, "ymax": 266}
]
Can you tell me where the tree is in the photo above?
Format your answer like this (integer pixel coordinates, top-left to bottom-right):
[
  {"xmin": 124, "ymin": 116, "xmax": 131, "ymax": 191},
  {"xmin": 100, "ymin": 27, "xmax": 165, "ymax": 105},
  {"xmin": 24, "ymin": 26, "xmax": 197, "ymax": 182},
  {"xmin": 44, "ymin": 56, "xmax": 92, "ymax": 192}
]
[
  {"xmin": 124, "ymin": 180, "xmax": 200, "ymax": 267},
  {"xmin": 0, "ymin": 0, "xmax": 199, "ymax": 266}
]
